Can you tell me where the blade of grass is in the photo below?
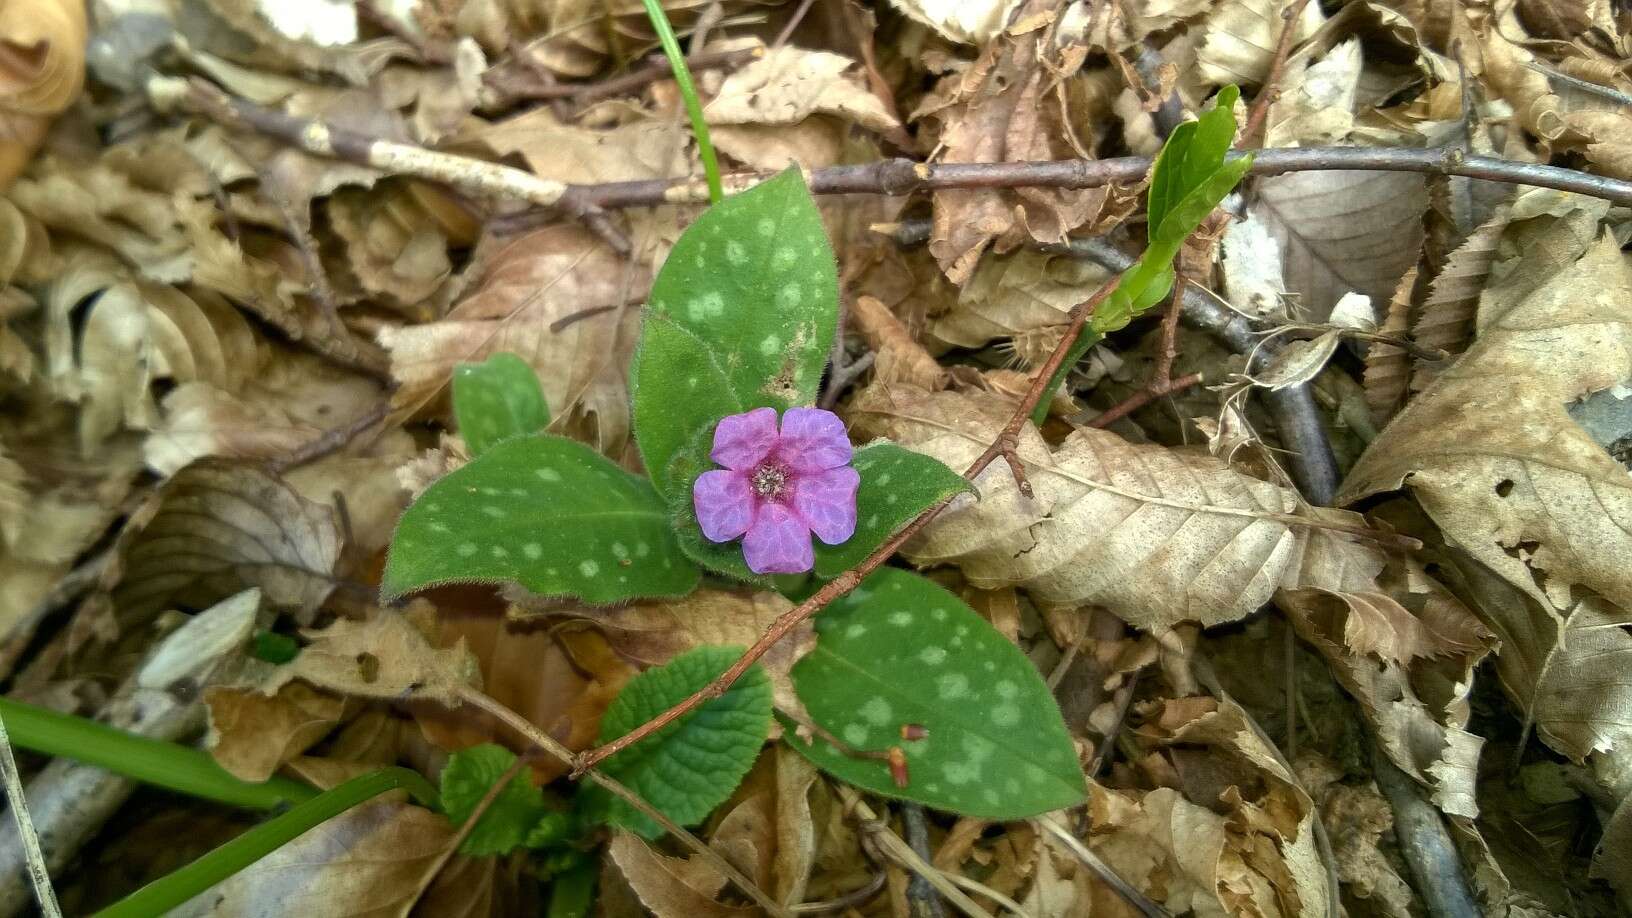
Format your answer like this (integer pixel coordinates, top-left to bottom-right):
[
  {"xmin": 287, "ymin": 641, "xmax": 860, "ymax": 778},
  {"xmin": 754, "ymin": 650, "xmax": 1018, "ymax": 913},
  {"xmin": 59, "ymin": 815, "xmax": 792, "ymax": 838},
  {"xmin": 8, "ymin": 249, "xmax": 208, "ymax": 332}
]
[
  {"xmin": 91, "ymin": 767, "xmax": 440, "ymax": 918},
  {"xmin": 0, "ymin": 698, "xmax": 315, "ymax": 810},
  {"xmin": 639, "ymin": 0, "xmax": 723, "ymax": 204}
]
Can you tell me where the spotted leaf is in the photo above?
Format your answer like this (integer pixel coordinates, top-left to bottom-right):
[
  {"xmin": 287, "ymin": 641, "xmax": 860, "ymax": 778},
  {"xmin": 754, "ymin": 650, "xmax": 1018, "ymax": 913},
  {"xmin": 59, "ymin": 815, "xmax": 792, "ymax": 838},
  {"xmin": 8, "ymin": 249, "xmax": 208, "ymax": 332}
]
[
  {"xmin": 382, "ymin": 434, "xmax": 700, "ymax": 604},
  {"xmin": 813, "ymin": 444, "xmax": 969, "ymax": 578},
  {"xmin": 586, "ymin": 645, "xmax": 773, "ymax": 838},
  {"xmin": 452, "ymin": 352, "xmax": 551, "ymax": 456},
  {"xmin": 786, "ymin": 568, "xmax": 1084, "ymax": 818},
  {"xmin": 633, "ymin": 168, "xmax": 839, "ymax": 501}
]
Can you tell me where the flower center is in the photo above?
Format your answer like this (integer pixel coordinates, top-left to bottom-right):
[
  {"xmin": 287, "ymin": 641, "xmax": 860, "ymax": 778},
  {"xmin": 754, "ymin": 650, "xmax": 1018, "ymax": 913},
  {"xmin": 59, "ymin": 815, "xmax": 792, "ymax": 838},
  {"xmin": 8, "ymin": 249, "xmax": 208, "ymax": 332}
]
[{"xmin": 751, "ymin": 463, "xmax": 789, "ymax": 500}]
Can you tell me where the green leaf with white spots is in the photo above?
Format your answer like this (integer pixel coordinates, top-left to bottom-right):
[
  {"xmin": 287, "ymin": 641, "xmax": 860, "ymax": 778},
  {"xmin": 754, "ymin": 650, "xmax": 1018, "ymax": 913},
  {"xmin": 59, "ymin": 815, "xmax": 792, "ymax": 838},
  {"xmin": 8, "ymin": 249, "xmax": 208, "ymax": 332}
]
[
  {"xmin": 382, "ymin": 434, "xmax": 700, "ymax": 604},
  {"xmin": 633, "ymin": 168, "xmax": 839, "ymax": 500},
  {"xmin": 452, "ymin": 352, "xmax": 551, "ymax": 456},
  {"xmin": 813, "ymin": 444, "xmax": 969, "ymax": 578},
  {"xmin": 586, "ymin": 645, "xmax": 773, "ymax": 838},
  {"xmin": 786, "ymin": 569, "xmax": 1085, "ymax": 819}
]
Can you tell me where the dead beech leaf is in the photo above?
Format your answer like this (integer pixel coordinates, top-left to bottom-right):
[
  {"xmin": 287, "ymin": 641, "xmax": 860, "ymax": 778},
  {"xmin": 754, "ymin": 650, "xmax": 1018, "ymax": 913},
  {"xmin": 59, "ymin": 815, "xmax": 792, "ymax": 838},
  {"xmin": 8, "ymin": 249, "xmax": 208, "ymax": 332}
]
[
  {"xmin": 706, "ymin": 47, "xmax": 899, "ymax": 170},
  {"xmin": 205, "ymin": 681, "xmax": 347, "ymax": 782},
  {"xmin": 1364, "ymin": 267, "xmax": 1417, "ymax": 427},
  {"xmin": 1250, "ymin": 330, "xmax": 1344, "ymax": 391},
  {"xmin": 1341, "ymin": 229, "xmax": 1632, "ymax": 769},
  {"xmin": 887, "ymin": 0, "xmax": 1024, "ymax": 44},
  {"xmin": 377, "ymin": 224, "xmax": 640, "ymax": 455},
  {"xmin": 709, "ymin": 746, "xmax": 819, "ymax": 907},
  {"xmin": 269, "ymin": 604, "xmax": 476, "ymax": 706},
  {"xmin": 846, "ymin": 383, "xmax": 1307, "ymax": 628},
  {"xmin": 849, "ymin": 295, "xmax": 948, "ymax": 392},
  {"xmin": 0, "ymin": 0, "xmax": 87, "ymax": 187},
  {"xmin": 173, "ymin": 800, "xmax": 495, "ymax": 918},
  {"xmin": 930, "ymin": 248, "xmax": 1112, "ymax": 354},
  {"xmin": 609, "ymin": 830, "xmax": 755, "ymax": 918},
  {"xmin": 1407, "ymin": 203, "xmax": 1513, "ymax": 394},
  {"xmin": 1252, "ymin": 168, "xmax": 1427, "ymax": 321},
  {"xmin": 525, "ymin": 588, "xmax": 811, "ymax": 713},
  {"xmin": 1193, "ymin": 0, "xmax": 1324, "ymax": 88},
  {"xmin": 112, "ymin": 459, "xmax": 340, "ymax": 629}
]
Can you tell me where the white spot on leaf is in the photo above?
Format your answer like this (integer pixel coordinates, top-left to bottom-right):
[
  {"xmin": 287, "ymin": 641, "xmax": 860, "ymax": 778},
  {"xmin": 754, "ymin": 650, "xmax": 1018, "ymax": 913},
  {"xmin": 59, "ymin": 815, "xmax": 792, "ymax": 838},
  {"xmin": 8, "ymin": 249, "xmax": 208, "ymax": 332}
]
[{"xmin": 859, "ymin": 697, "xmax": 892, "ymax": 726}]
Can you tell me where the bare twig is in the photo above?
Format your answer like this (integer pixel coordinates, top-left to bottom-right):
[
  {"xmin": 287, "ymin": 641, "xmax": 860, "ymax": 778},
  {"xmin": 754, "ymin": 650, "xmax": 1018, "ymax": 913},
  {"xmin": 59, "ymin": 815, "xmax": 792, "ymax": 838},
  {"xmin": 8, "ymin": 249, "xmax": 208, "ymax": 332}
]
[
  {"xmin": 938, "ymin": 872, "xmax": 1036, "ymax": 918},
  {"xmin": 270, "ymin": 403, "xmax": 391, "ymax": 474},
  {"xmin": 1035, "ymin": 817, "xmax": 1169, "ymax": 918},
  {"xmin": 901, "ymin": 803, "xmax": 947, "ymax": 918},
  {"xmin": 772, "ymin": 0, "xmax": 820, "ymax": 49},
  {"xmin": 1239, "ymin": 0, "xmax": 1315, "ymax": 147},
  {"xmin": 1371, "ymin": 751, "xmax": 1482, "ymax": 918},
  {"xmin": 572, "ymin": 277, "xmax": 1121, "ymax": 775},
  {"xmin": 837, "ymin": 787, "xmax": 994, "ymax": 918},
  {"xmin": 0, "ymin": 709, "xmax": 61, "ymax": 918},
  {"xmin": 792, "ymin": 870, "xmax": 887, "ymax": 913},
  {"xmin": 452, "ymin": 685, "xmax": 792, "ymax": 918}
]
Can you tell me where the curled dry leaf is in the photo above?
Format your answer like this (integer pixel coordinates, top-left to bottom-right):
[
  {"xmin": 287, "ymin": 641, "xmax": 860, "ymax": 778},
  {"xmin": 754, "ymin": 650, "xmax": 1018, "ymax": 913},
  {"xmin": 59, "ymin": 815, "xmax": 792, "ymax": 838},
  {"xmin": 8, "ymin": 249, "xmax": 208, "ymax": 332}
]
[
  {"xmin": 609, "ymin": 830, "xmax": 754, "ymax": 918},
  {"xmin": 377, "ymin": 224, "xmax": 640, "ymax": 455},
  {"xmin": 267, "ymin": 604, "xmax": 477, "ymax": 707},
  {"xmin": 205, "ymin": 681, "xmax": 347, "ymax": 782},
  {"xmin": 707, "ymin": 47, "xmax": 901, "ymax": 171},
  {"xmin": 708, "ymin": 747, "xmax": 818, "ymax": 908},
  {"xmin": 1341, "ymin": 228, "xmax": 1632, "ymax": 776},
  {"xmin": 520, "ymin": 588, "xmax": 813, "ymax": 714},
  {"xmin": 848, "ymin": 382, "xmax": 1314, "ymax": 629},
  {"xmin": 172, "ymin": 800, "xmax": 496, "ymax": 918},
  {"xmin": 1363, "ymin": 266, "xmax": 1417, "ymax": 427},
  {"xmin": 110, "ymin": 459, "xmax": 340, "ymax": 630},
  {"xmin": 887, "ymin": 0, "xmax": 1025, "ymax": 45},
  {"xmin": 1192, "ymin": 0, "xmax": 1324, "ymax": 88},
  {"xmin": 929, "ymin": 248, "xmax": 1112, "ymax": 356},
  {"xmin": 0, "ymin": 0, "xmax": 87, "ymax": 187},
  {"xmin": 848, "ymin": 295, "xmax": 948, "ymax": 392}
]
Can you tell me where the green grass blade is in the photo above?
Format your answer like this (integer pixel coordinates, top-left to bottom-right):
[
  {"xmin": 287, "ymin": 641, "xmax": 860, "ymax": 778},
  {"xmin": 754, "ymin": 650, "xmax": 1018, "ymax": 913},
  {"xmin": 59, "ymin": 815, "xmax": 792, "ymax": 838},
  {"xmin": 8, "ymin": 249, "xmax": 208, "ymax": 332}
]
[
  {"xmin": 0, "ymin": 698, "xmax": 315, "ymax": 810},
  {"xmin": 639, "ymin": 0, "xmax": 723, "ymax": 204},
  {"xmin": 92, "ymin": 768, "xmax": 440, "ymax": 918}
]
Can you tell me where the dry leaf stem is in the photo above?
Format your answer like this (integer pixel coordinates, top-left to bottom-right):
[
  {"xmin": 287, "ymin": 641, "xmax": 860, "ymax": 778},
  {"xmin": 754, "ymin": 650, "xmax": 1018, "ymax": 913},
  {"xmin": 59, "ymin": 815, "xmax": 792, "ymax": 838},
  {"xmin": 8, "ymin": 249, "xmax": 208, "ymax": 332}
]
[
  {"xmin": 1087, "ymin": 275, "xmax": 1205, "ymax": 429},
  {"xmin": 836, "ymin": 786, "xmax": 995, "ymax": 918},
  {"xmin": 451, "ymin": 685, "xmax": 793, "ymax": 918},
  {"xmin": 1034, "ymin": 817, "xmax": 1170, "ymax": 918},
  {"xmin": 0, "ymin": 709, "xmax": 61, "ymax": 918},
  {"xmin": 574, "ymin": 277, "xmax": 1121, "ymax": 776}
]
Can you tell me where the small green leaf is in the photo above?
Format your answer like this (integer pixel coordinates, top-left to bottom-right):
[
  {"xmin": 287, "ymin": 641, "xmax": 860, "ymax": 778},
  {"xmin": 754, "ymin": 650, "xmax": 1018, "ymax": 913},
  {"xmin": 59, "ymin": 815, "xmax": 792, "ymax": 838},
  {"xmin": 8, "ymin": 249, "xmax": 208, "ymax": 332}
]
[
  {"xmin": 249, "ymin": 631, "xmax": 299, "ymax": 665},
  {"xmin": 633, "ymin": 168, "xmax": 838, "ymax": 501},
  {"xmin": 441, "ymin": 743, "xmax": 549, "ymax": 856},
  {"xmin": 813, "ymin": 444, "xmax": 969, "ymax": 578},
  {"xmin": 382, "ymin": 434, "xmax": 700, "ymax": 603},
  {"xmin": 787, "ymin": 569, "xmax": 1085, "ymax": 819},
  {"xmin": 453, "ymin": 352, "xmax": 551, "ymax": 456},
  {"xmin": 588, "ymin": 646, "xmax": 773, "ymax": 838}
]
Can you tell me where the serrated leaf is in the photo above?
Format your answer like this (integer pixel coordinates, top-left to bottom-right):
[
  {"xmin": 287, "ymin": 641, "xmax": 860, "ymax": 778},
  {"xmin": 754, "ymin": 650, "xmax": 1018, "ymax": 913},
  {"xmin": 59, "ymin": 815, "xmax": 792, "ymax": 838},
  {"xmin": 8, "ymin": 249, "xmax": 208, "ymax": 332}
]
[
  {"xmin": 382, "ymin": 434, "xmax": 700, "ymax": 604},
  {"xmin": 813, "ymin": 444, "xmax": 969, "ymax": 578},
  {"xmin": 633, "ymin": 169, "xmax": 838, "ymax": 500},
  {"xmin": 589, "ymin": 646, "xmax": 773, "ymax": 838},
  {"xmin": 786, "ymin": 569, "xmax": 1084, "ymax": 818},
  {"xmin": 440, "ymin": 743, "xmax": 549, "ymax": 856},
  {"xmin": 452, "ymin": 352, "xmax": 550, "ymax": 456}
]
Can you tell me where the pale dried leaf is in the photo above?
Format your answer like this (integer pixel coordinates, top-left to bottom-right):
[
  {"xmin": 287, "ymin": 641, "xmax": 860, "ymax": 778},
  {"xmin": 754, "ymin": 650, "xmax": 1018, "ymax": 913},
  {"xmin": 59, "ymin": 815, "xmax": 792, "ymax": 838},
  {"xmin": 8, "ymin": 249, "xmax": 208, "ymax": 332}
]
[
  {"xmin": 886, "ymin": 0, "xmax": 1024, "ymax": 44},
  {"xmin": 849, "ymin": 295, "xmax": 947, "ymax": 391},
  {"xmin": 1341, "ymin": 229, "xmax": 1632, "ymax": 769},
  {"xmin": 709, "ymin": 747, "xmax": 818, "ymax": 907},
  {"xmin": 1252, "ymin": 168, "xmax": 1427, "ymax": 320},
  {"xmin": 270, "ymin": 605, "xmax": 476, "ymax": 706},
  {"xmin": 1251, "ymin": 330, "xmax": 1343, "ymax": 391},
  {"xmin": 609, "ymin": 830, "xmax": 754, "ymax": 918},
  {"xmin": 1364, "ymin": 266, "xmax": 1416, "ymax": 426},
  {"xmin": 1220, "ymin": 210, "xmax": 1288, "ymax": 319},
  {"xmin": 1408, "ymin": 204, "xmax": 1512, "ymax": 393},
  {"xmin": 930, "ymin": 248, "xmax": 1111, "ymax": 353},
  {"xmin": 377, "ymin": 224, "xmax": 639, "ymax": 455},
  {"xmin": 708, "ymin": 47, "xmax": 899, "ymax": 171},
  {"xmin": 846, "ymin": 383, "xmax": 1305, "ymax": 628},
  {"xmin": 1194, "ymin": 0, "xmax": 1324, "ymax": 88},
  {"xmin": 0, "ymin": 0, "xmax": 86, "ymax": 186},
  {"xmin": 206, "ymin": 681, "xmax": 347, "ymax": 782}
]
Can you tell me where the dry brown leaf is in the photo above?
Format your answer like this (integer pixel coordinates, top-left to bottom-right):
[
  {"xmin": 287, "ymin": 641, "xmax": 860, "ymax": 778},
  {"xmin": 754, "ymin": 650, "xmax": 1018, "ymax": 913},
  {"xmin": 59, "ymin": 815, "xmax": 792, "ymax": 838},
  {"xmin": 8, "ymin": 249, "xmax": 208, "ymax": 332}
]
[
  {"xmin": 524, "ymin": 588, "xmax": 812, "ymax": 713},
  {"xmin": 1477, "ymin": 22, "xmax": 1632, "ymax": 180},
  {"xmin": 268, "ymin": 604, "xmax": 476, "ymax": 706},
  {"xmin": 847, "ymin": 383, "xmax": 1309, "ymax": 628},
  {"xmin": 915, "ymin": 8, "xmax": 1134, "ymax": 285},
  {"xmin": 1193, "ymin": 0, "xmax": 1324, "ymax": 89},
  {"xmin": 1591, "ymin": 794, "xmax": 1632, "ymax": 906},
  {"xmin": 1252, "ymin": 168, "xmax": 1427, "ymax": 321},
  {"xmin": 708, "ymin": 746, "xmax": 819, "ymax": 907},
  {"xmin": 1298, "ymin": 756, "xmax": 1415, "ymax": 917},
  {"xmin": 1341, "ymin": 227, "xmax": 1632, "ymax": 772},
  {"xmin": 173, "ymin": 800, "xmax": 495, "ymax": 917},
  {"xmin": 888, "ymin": 0, "xmax": 1025, "ymax": 44},
  {"xmin": 110, "ymin": 459, "xmax": 340, "ymax": 630},
  {"xmin": 1364, "ymin": 266, "xmax": 1417, "ymax": 426},
  {"xmin": 0, "ymin": 0, "xmax": 87, "ymax": 188},
  {"xmin": 205, "ymin": 681, "xmax": 347, "ymax": 782},
  {"xmin": 609, "ymin": 830, "xmax": 755, "ymax": 918},
  {"xmin": 848, "ymin": 295, "xmax": 948, "ymax": 391},
  {"xmin": 929, "ymin": 248, "xmax": 1112, "ymax": 355},
  {"xmin": 706, "ymin": 47, "xmax": 899, "ymax": 171},
  {"xmin": 325, "ymin": 181, "xmax": 467, "ymax": 313},
  {"xmin": 377, "ymin": 224, "xmax": 640, "ymax": 456}
]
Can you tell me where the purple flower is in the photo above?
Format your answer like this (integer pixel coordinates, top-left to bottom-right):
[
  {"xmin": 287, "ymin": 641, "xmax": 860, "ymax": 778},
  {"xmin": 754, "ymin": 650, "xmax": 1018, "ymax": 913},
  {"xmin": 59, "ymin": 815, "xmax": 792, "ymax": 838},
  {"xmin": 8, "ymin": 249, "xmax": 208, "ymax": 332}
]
[{"xmin": 693, "ymin": 407, "xmax": 860, "ymax": 574}]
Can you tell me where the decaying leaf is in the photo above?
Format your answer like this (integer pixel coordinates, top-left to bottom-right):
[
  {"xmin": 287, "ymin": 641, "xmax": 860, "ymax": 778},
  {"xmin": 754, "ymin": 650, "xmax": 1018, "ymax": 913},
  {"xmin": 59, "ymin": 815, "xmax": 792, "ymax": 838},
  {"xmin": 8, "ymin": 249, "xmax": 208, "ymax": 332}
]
[
  {"xmin": 708, "ymin": 747, "xmax": 819, "ymax": 908},
  {"xmin": 0, "ymin": 0, "xmax": 87, "ymax": 187},
  {"xmin": 267, "ymin": 603, "xmax": 477, "ymax": 706},
  {"xmin": 707, "ymin": 47, "xmax": 900, "ymax": 170},
  {"xmin": 1341, "ymin": 228, "xmax": 1632, "ymax": 775},
  {"xmin": 1193, "ymin": 0, "xmax": 1324, "ymax": 88},
  {"xmin": 205, "ymin": 681, "xmax": 348, "ymax": 782},
  {"xmin": 887, "ymin": 0, "xmax": 1025, "ymax": 45},
  {"xmin": 609, "ymin": 830, "xmax": 754, "ymax": 918}
]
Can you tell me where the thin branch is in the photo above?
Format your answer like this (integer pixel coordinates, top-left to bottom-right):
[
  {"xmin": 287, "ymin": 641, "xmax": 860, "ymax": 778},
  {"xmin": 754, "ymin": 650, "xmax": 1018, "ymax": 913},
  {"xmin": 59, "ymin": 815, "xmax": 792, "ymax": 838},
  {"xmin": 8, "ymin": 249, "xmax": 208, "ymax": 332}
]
[
  {"xmin": 772, "ymin": 0, "xmax": 820, "ymax": 49},
  {"xmin": 451, "ymin": 685, "xmax": 792, "ymax": 918},
  {"xmin": 837, "ymin": 787, "xmax": 994, "ymax": 918},
  {"xmin": 1239, "ymin": 0, "xmax": 1314, "ymax": 147},
  {"xmin": 0, "ymin": 709, "xmax": 61, "ymax": 918},
  {"xmin": 1035, "ymin": 817, "xmax": 1168, "ymax": 918},
  {"xmin": 498, "ymin": 48, "xmax": 762, "ymax": 105},
  {"xmin": 901, "ymin": 803, "xmax": 947, "ymax": 918},
  {"xmin": 572, "ymin": 277, "xmax": 1122, "ymax": 775}
]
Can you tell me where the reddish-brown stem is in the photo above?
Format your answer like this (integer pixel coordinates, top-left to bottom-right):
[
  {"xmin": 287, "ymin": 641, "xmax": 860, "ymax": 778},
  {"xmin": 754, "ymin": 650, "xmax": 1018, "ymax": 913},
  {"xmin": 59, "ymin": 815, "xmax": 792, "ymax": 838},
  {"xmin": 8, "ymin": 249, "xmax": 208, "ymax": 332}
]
[
  {"xmin": 1087, "ymin": 372, "xmax": 1205, "ymax": 429},
  {"xmin": 570, "ymin": 276, "xmax": 1120, "ymax": 776},
  {"xmin": 1239, "ymin": 0, "xmax": 1315, "ymax": 148},
  {"xmin": 1088, "ymin": 275, "xmax": 1205, "ymax": 429}
]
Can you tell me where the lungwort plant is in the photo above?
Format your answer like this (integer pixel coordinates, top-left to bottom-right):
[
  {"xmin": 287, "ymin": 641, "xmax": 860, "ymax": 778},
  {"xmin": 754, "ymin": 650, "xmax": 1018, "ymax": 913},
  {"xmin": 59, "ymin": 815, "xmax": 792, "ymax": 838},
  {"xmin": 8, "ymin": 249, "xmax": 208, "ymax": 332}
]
[{"xmin": 383, "ymin": 88, "xmax": 1251, "ymax": 836}]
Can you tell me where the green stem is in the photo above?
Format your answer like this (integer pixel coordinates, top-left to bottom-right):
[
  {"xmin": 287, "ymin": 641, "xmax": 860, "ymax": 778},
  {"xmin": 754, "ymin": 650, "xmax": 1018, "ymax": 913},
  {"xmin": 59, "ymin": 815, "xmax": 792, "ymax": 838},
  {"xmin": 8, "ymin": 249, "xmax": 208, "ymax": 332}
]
[
  {"xmin": 546, "ymin": 862, "xmax": 598, "ymax": 918},
  {"xmin": 92, "ymin": 768, "xmax": 440, "ymax": 918},
  {"xmin": 639, "ymin": 0, "xmax": 723, "ymax": 204},
  {"xmin": 0, "ymin": 698, "xmax": 315, "ymax": 810}
]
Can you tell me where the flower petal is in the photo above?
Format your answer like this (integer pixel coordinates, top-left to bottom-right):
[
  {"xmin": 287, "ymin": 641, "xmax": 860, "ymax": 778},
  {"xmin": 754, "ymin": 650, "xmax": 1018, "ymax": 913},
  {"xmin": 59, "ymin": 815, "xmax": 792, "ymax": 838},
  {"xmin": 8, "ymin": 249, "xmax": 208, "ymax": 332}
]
[
  {"xmin": 791, "ymin": 466, "xmax": 859, "ymax": 545},
  {"xmin": 777, "ymin": 407, "xmax": 852, "ymax": 472},
  {"xmin": 742, "ymin": 502, "xmax": 814, "ymax": 574},
  {"xmin": 693, "ymin": 470, "xmax": 755, "ymax": 542},
  {"xmin": 711, "ymin": 407, "xmax": 779, "ymax": 471}
]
